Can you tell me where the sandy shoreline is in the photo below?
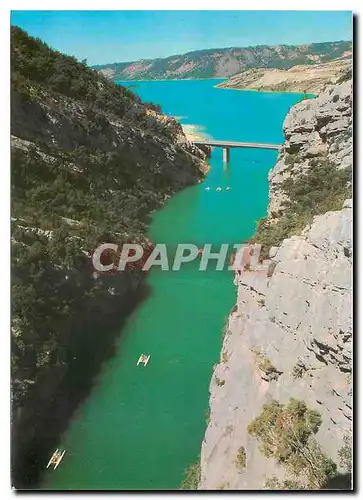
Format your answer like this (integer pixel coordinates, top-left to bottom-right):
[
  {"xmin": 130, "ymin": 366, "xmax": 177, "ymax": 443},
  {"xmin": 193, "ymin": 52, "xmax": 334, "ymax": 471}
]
[
  {"xmin": 213, "ymin": 84, "xmax": 307, "ymax": 95},
  {"xmin": 180, "ymin": 123, "xmax": 210, "ymax": 142}
]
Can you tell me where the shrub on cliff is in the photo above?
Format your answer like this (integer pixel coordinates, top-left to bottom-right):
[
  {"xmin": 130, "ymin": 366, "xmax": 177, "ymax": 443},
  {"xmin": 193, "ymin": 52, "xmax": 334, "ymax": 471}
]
[
  {"xmin": 247, "ymin": 398, "xmax": 337, "ymax": 488},
  {"xmin": 251, "ymin": 346, "xmax": 281, "ymax": 381},
  {"xmin": 253, "ymin": 160, "xmax": 352, "ymax": 249},
  {"xmin": 11, "ymin": 25, "xmax": 165, "ymax": 116},
  {"xmin": 180, "ymin": 458, "xmax": 201, "ymax": 490},
  {"xmin": 145, "ymin": 101, "xmax": 162, "ymax": 113},
  {"xmin": 264, "ymin": 476, "xmax": 306, "ymax": 490},
  {"xmin": 235, "ymin": 446, "xmax": 247, "ymax": 470},
  {"xmin": 338, "ymin": 434, "xmax": 352, "ymax": 473},
  {"xmin": 282, "ymin": 161, "xmax": 351, "ymax": 215}
]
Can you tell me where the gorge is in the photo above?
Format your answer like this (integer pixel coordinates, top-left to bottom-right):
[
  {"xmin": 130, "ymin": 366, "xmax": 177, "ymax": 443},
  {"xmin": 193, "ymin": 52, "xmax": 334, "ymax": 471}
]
[{"xmin": 11, "ymin": 26, "xmax": 352, "ymax": 491}]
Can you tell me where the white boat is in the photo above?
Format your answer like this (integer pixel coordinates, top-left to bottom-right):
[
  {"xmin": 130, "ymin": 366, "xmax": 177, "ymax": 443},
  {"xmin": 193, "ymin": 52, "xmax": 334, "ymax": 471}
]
[
  {"xmin": 216, "ymin": 187, "xmax": 222, "ymax": 192},
  {"xmin": 137, "ymin": 354, "xmax": 150, "ymax": 366},
  {"xmin": 205, "ymin": 186, "xmax": 211, "ymax": 191},
  {"xmin": 226, "ymin": 186, "xmax": 231, "ymax": 191},
  {"xmin": 46, "ymin": 449, "xmax": 58, "ymax": 469},
  {"xmin": 54, "ymin": 450, "xmax": 66, "ymax": 470},
  {"xmin": 46, "ymin": 449, "xmax": 66, "ymax": 470}
]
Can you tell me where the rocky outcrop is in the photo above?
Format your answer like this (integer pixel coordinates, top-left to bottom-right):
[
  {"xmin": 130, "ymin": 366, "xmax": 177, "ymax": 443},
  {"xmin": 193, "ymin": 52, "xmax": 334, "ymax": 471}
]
[
  {"xmin": 269, "ymin": 79, "xmax": 352, "ymax": 217},
  {"xmin": 200, "ymin": 81, "xmax": 352, "ymax": 490},
  {"xmin": 216, "ymin": 59, "xmax": 351, "ymax": 94},
  {"xmin": 11, "ymin": 86, "xmax": 208, "ymax": 185}
]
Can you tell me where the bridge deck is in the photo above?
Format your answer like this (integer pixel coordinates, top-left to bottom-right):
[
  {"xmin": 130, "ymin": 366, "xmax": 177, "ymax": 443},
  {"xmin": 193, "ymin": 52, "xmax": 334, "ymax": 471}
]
[{"xmin": 193, "ymin": 140, "xmax": 281, "ymax": 150}]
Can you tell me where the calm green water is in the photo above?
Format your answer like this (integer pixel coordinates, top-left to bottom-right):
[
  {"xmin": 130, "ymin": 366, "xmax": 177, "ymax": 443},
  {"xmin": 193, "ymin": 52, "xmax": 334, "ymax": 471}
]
[{"xmin": 44, "ymin": 80, "xmax": 303, "ymax": 490}]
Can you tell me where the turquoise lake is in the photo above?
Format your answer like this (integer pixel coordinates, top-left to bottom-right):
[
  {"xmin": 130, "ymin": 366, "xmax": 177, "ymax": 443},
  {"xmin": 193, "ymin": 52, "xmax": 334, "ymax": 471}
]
[{"xmin": 44, "ymin": 80, "xmax": 303, "ymax": 490}]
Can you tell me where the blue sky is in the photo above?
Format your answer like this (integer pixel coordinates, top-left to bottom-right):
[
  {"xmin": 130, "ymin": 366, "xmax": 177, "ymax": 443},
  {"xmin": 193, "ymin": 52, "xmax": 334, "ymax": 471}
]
[{"xmin": 11, "ymin": 10, "xmax": 353, "ymax": 65}]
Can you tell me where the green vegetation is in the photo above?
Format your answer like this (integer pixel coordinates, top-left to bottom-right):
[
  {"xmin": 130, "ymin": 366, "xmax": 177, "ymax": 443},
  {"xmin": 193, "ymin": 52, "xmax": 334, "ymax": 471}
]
[
  {"xmin": 248, "ymin": 399, "xmax": 337, "ymax": 488},
  {"xmin": 11, "ymin": 27, "xmax": 203, "ymax": 411},
  {"xmin": 180, "ymin": 458, "xmax": 201, "ymax": 490},
  {"xmin": 235, "ymin": 446, "xmax": 247, "ymax": 470},
  {"xmin": 11, "ymin": 144, "xmax": 166, "ymax": 404},
  {"xmin": 284, "ymin": 152, "xmax": 302, "ymax": 166},
  {"xmin": 251, "ymin": 347, "xmax": 280, "ymax": 381},
  {"xmin": 338, "ymin": 435, "xmax": 352, "ymax": 472},
  {"xmin": 252, "ymin": 160, "xmax": 352, "ymax": 251},
  {"xmin": 282, "ymin": 160, "xmax": 351, "ymax": 214},
  {"xmin": 144, "ymin": 101, "xmax": 162, "ymax": 113},
  {"xmin": 264, "ymin": 476, "xmax": 305, "ymax": 490},
  {"xmin": 92, "ymin": 41, "xmax": 352, "ymax": 81},
  {"xmin": 11, "ymin": 26, "xmax": 143, "ymax": 115},
  {"xmin": 215, "ymin": 377, "xmax": 225, "ymax": 387},
  {"xmin": 221, "ymin": 351, "xmax": 229, "ymax": 363},
  {"xmin": 257, "ymin": 357, "xmax": 277, "ymax": 376},
  {"xmin": 292, "ymin": 361, "xmax": 307, "ymax": 379}
]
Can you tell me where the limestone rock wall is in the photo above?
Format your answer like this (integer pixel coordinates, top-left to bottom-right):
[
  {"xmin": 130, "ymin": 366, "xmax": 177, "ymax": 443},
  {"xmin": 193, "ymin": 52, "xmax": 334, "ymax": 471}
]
[
  {"xmin": 200, "ymin": 81, "xmax": 352, "ymax": 490},
  {"xmin": 268, "ymin": 79, "xmax": 352, "ymax": 217}
]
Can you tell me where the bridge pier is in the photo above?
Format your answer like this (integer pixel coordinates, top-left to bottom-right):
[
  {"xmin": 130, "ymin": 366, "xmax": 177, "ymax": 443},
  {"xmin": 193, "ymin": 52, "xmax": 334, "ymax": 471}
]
[{"xmin": 222, "ymin": 147, "xmax": 230, "ymax": 163}]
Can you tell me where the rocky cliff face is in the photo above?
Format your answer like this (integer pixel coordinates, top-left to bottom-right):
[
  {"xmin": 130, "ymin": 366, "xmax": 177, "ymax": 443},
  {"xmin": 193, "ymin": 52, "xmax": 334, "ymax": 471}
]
[
  {"xmin": 200, "ymin": 81, "xmax": 352, "ymax": 490},
  {"xmin": 12, "ymin": 27, "xmax": 207, "ymax": 412},
  {"xmin": 11, "ymin": 27, "xmax": 208, "ymax": 488},
  {"xmin": 11, "ymin": 83, "xmax": 207, "ymax": 186}
]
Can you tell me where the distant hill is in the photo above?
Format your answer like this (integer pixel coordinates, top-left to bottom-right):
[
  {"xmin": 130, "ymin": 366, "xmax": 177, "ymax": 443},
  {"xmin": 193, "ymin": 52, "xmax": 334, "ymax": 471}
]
[
  {"xmin": 93, "ymin": 41, "xmax": 352, "ymax": 81},
  {"xmin": 216, "ymin": 59, "xmax": 352, "ymax": 93}
]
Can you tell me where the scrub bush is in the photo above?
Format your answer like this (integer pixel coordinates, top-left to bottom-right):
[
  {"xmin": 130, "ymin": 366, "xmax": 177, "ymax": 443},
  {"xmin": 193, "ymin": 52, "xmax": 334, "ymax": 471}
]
[
  {"xmin": 180, "ymin": 458, "xmax": 201, "ymax": 490},
  {"xmin": 247, "ymin": 398, "xmax": 337, "ymax": 488},
  {"xmin": 252, "ymin": 161, "xmax": 352, "ymax": 250},
  {"xmin": 235, "ymin": 446, "xmax": 247, "ymax": 470}
]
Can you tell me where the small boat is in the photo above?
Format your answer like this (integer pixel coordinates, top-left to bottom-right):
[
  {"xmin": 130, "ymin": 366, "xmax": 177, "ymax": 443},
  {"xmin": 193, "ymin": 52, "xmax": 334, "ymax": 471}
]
[
  {"xmin": 226, "ymin": 186, "xmax": 231, "ymax": 191},
  {"xmin": 198, "ymin": 248, "xmax": 204, "ymax": 255},
  {"xmin": 205, "ymin": 186, "xmax": 211, "ymax": 191},
  {"xmin": 216, "ymin": 187, "xmax": 222, "ymax": 192},
  {"xmin": 137, "ymin": 354, "xmax": 150, "ymax": 367},
  {"xmin": 46, "ymin": 449, "xmax": 66, "ymax": 470}
]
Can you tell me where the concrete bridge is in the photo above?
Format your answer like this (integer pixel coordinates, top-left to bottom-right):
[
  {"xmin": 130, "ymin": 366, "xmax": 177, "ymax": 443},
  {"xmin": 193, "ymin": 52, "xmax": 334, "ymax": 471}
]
[{"xmin": 193, "ymin": 140, "xmax": 281, "ymax": 163}]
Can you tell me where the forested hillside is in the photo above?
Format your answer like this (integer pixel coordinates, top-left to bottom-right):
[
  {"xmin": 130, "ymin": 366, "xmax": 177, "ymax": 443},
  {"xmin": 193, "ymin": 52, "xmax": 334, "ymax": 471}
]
[{"xmin": 11, "ymin": 26, "xmax": 207, "ymax": 487}]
